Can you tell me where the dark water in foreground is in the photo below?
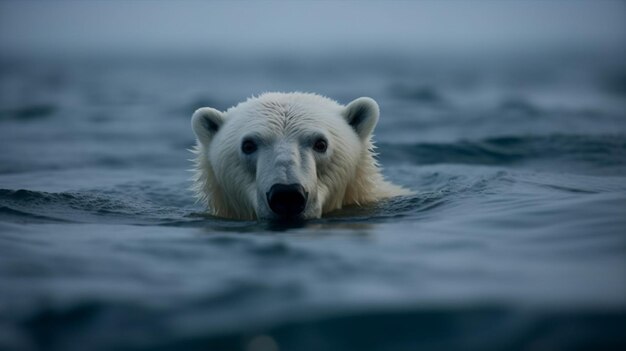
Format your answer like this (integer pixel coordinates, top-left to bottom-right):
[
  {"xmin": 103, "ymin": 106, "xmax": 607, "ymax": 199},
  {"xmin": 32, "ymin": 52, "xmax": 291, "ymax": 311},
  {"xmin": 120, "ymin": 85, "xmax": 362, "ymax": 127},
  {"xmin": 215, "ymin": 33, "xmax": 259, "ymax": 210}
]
[{"xmin": 0, "ymin": 53, "xmax": 625, "ymax": 350}]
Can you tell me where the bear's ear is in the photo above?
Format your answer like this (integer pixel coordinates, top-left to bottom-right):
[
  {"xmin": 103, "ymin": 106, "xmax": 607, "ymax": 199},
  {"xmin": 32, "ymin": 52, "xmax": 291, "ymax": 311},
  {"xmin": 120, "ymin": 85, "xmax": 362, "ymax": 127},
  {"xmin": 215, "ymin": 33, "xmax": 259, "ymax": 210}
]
[
  {"xmin": 191, "ymin": 107, "xmax": 224, "ymax": 146},
  {"xmin": 343, "ymin": 97, "xmax": 380, "ymax": 141}
]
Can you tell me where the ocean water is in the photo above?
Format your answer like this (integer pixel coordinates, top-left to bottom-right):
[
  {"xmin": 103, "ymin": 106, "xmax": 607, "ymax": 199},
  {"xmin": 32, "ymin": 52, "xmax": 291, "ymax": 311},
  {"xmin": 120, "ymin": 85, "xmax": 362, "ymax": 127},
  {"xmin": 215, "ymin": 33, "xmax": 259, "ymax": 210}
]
[{"xmin": 0, "ymin": 52, "xmax": 625, "ymax": 350}]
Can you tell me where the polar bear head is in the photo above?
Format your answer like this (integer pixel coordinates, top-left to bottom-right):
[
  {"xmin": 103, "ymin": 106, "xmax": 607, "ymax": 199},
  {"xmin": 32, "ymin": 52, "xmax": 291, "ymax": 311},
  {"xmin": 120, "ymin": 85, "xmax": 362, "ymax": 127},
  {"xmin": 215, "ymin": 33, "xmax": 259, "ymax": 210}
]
[{"xmin": 191, "ymin": 92, "xmax": 408, "ymax": 220}]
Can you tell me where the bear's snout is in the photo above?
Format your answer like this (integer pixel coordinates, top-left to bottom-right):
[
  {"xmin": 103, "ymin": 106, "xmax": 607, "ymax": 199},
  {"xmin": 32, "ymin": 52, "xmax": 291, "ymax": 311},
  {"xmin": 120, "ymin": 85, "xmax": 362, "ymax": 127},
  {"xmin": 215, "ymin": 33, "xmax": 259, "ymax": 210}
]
[{"xmin": 266, "ymin": 184, "xmax": 308, "ymax": 218}]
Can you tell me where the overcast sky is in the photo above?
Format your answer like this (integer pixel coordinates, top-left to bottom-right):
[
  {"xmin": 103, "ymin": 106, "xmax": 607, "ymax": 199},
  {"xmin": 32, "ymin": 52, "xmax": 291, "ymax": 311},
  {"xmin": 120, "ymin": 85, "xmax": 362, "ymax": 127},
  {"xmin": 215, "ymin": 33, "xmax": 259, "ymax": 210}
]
[{"xmin": 1, "ymin": 1, "xmax": 624, "ymax": 56}]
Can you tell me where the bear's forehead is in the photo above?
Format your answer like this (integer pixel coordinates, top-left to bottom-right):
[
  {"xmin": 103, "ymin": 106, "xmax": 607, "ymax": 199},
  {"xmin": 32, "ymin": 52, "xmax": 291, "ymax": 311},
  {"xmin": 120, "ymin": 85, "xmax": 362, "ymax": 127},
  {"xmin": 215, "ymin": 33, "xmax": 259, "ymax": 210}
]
[
  {"xmin": 228, "ymin": 93, "xmax": 341, "ymax": 117},
  {"xmin": 227, "ymin": 95, "xmax": 343, "ymax": 134},
  {"xmin": 253, "ymin": 96, "xmax": 338, "ymax": 115}
]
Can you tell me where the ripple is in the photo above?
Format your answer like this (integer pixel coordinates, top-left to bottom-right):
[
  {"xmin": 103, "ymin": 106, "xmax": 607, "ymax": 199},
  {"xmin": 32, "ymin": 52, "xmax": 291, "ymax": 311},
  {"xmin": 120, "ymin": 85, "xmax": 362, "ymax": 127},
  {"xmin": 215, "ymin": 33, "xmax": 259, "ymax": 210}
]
[
  {"xmin": 379, "ymin": 134, "xmax": 626, "ymax": 171},
  {"xmin": 0, "ymin": 188, "xmax": 190, "ymax": 224},
  {"xmin": 0, "ymin": 104, "xmax": 57, "ymax": 121}
]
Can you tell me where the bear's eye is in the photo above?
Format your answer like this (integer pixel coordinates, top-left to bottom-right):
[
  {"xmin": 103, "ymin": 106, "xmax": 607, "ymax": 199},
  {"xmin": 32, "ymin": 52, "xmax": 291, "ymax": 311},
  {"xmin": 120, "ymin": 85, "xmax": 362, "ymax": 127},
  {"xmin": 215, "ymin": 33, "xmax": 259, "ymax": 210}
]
[
  {"xmin": 313, "ymin": 138, "xmax": 328, "ymax": 153},
  {"xmin": 241, "ymin": 139, "xmax": 258, "ymax": 154}
]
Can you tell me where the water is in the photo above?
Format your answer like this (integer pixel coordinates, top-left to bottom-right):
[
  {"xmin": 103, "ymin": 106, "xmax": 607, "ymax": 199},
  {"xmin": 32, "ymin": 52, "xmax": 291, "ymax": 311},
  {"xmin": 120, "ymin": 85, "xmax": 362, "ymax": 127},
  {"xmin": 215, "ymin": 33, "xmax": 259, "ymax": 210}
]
[{"xmin": 1, "ymin": 52, "xmax": 625, "ymax": 350}]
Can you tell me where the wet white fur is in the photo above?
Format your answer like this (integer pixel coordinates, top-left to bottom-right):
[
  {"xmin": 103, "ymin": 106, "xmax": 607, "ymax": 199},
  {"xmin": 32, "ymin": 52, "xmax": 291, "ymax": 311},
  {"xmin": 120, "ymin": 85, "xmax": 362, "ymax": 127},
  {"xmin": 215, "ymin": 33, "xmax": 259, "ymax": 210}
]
[{"xmin": 191, "ymin": 92, "xmax": 410, "ymax": 220}]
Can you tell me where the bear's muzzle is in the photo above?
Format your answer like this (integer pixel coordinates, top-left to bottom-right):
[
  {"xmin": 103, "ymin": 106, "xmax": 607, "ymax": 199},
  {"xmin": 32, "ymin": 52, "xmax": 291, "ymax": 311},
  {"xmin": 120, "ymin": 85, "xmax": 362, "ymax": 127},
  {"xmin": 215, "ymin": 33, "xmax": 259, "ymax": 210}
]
[{"xmin": 266, "ymin": 184, "xmax": 308, "ymax": 218}]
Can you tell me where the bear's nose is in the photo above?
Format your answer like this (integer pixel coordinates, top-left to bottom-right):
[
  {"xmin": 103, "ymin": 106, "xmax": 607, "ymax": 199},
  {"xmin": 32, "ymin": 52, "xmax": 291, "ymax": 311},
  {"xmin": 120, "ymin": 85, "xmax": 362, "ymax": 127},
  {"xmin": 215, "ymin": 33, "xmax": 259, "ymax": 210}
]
[{"xmin": 266, "ymin": 184, "xmax": 308, "ymax": 218}]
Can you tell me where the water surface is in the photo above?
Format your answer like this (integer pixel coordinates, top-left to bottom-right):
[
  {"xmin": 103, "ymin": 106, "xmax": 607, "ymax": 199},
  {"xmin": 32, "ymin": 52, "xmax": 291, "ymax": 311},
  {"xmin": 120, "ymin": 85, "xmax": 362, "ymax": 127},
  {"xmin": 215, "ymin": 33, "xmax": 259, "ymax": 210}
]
[{"xmin": 1, "ymin": 53, "xmax": 625, "ymax": 350}]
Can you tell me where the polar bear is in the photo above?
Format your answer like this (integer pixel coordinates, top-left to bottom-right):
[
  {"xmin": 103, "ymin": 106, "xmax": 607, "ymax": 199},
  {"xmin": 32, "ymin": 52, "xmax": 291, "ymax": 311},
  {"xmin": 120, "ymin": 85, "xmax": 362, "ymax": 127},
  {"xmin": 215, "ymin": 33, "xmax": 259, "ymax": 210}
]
[{"xmin": 191, "ymin": 92, "xmax": 410, "ymax": 220}]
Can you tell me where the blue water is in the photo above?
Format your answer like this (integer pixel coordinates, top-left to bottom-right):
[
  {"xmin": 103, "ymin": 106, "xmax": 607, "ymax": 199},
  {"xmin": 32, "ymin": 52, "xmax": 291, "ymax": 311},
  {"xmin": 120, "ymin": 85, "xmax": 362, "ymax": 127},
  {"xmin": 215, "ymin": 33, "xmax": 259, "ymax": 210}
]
[{"xmin": 1, "ymin": 52, "xmax": 625, "ymax": 350}]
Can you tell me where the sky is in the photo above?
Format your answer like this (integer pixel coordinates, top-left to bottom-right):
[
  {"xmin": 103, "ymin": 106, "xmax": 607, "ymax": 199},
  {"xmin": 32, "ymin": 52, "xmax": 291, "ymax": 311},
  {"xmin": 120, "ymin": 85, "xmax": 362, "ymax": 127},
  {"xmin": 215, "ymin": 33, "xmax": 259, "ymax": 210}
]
[{"xmin": 0, "ymin": 1, "xmax": 625, "ymax": 57}]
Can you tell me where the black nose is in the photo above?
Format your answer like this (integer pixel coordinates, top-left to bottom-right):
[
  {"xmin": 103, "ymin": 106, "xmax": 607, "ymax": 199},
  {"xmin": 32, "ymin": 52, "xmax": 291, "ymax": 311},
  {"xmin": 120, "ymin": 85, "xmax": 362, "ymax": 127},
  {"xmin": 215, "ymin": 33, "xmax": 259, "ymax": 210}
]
[{"xmin": 267, "ymin": 184, "xmax": 308, "ymax": 218}]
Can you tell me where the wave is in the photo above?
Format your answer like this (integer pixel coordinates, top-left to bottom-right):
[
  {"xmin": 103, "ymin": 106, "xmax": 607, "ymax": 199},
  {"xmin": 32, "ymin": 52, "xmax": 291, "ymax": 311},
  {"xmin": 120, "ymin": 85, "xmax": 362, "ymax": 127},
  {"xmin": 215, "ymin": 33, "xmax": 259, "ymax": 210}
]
[
  {"xmin": 0, "ymin": 189, "xmax": 191, "ymax": 225},
  {"xmin": 10, "ymin": 301, "xmax": 626, "ymax": 351},
  {"xmin": 378, "ymin": 134, "xmax": 626, "ymax": 169},
  {"xmin": 0, "ymin": 104, "xmax": 57, "ymax": 121}
]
